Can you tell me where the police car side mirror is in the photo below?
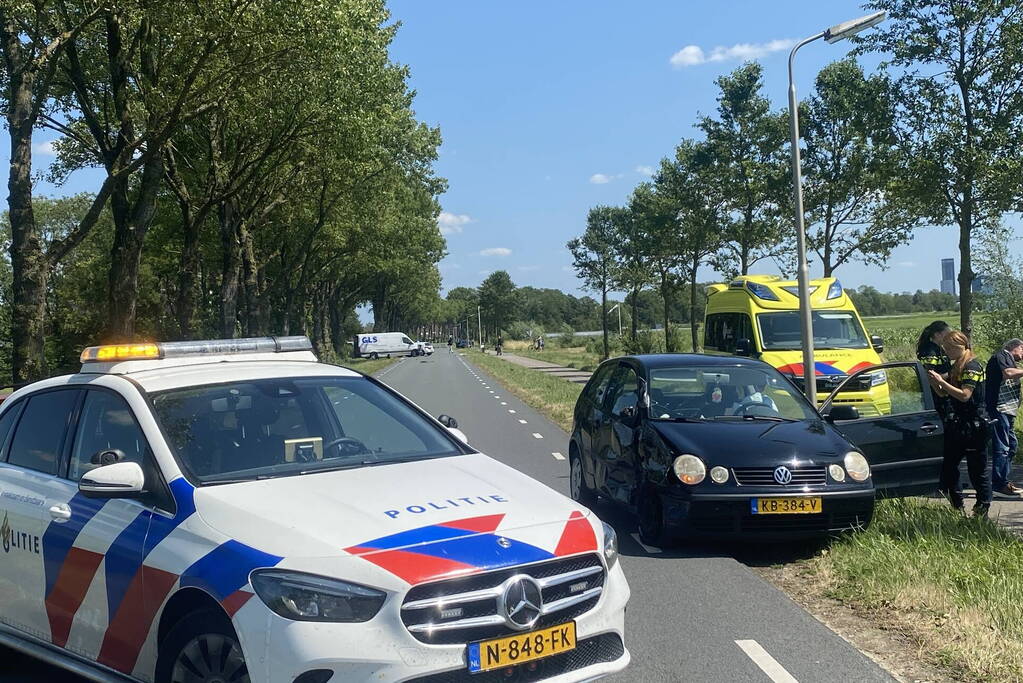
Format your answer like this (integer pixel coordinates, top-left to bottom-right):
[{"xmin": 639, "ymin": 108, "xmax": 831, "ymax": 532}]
[
  {"xmin": 79, "ymin": 461, "xmax": 145, "ymax": 499},
  {"xmin": 871, "ymin": 335, "xmax": 884, "ymax": 354}
]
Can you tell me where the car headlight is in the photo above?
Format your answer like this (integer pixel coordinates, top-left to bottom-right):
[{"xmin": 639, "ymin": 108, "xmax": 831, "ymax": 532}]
[
  {"xmin": 673, "ymin": 454, "xmax": 706, "ymax": 485},
  {"xmin": 710, "ymin": 466, "xmax": 729, "ymax": 484},
  {"xmin": 828, "ymin": 463, "xmax": 846, "ymax": 482},
  {"xmin": 250, "ymin": 570, "xmax": 386, "ymax": 622},
  {"xmin": 870, "ymin": 370, "xmax": 887, "ymax": 386},
  {"xmin": 843, "ymin": 451, "xmax": 870, "ymax": 482},
  {"xmin": 601, "ymin": 521, "xmax": 619, "ymax": 568}
]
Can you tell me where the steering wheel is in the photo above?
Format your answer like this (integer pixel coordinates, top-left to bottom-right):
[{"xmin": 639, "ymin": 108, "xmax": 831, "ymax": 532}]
[
  {"xmin": 740, "ymin": 401, "xmax": 780, "ymax": 417},
  {"xmin": 323, "ymin": 436, "xmax": 371, "ymax": 457}
]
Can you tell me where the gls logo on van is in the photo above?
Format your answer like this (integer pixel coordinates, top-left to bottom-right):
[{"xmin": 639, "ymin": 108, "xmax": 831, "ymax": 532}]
[{"xmin": 361, "ymin": 336, "xmax": 379, "ymax": 344}]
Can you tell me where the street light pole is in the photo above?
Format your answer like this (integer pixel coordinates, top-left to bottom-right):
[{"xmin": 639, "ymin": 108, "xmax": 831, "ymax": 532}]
[
  {"xmin": 786, "ymin": 10, "xmax": 885, "ymax": 405},
  {"xmin": 608, "ymin": 303, "xmax": 622, "ymax": 336},
  {"xmin": 477, "ymin": 305, "xmax": 483, "ymax": 348}
]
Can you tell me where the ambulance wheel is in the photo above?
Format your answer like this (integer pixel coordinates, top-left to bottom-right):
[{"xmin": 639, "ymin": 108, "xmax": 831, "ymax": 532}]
[
  {"xmin": 369, "ymin": 352, "xmax": 379, "ymax": 360},
  {"xmin": 156, "ymin": 609, "xmax": 249, "ymax": 683}
]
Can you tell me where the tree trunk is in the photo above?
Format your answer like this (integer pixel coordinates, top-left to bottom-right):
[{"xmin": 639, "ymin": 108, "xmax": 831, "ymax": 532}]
[
  {"xmin": 690, "ymin": 260, "xmax": 699, "ymax": 352},
  {"xmin": 958, "ymin": 193, "xmax": 973, "ymax": 336},
  {"xmin": 218, "ymin": 200, "xmax": 242, "ymax": 338},
  {"xmin": 175, "ymin": 210, "xmax": 201, "ymax": 338},
  {"xmin": 630, "ymin": 286, "xmax": 639, "ymax": 340},
  {"xmin": 660, "ymin": 270, "xmax": 674, "ymax": 353},
  {"xmin": 240, "ymin": 221, "xmax": 263, "ymax": 335}
]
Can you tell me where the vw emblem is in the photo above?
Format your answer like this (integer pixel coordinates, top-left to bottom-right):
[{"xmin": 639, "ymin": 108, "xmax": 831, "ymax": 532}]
[
  {"xmin": 773, "ymin": 466, "xmax": 793, "ymax": 485},
  {"xmin": 499, "ymin": 575, "xmax": 543, "ymax": 630},
  {"xmin": 496, "ymin": 537, "xmax": 512, "ymax": 549}
]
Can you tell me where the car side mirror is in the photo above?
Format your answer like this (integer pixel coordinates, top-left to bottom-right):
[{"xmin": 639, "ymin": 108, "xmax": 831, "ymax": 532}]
[
  {"xmin": 735, "ymin": 338, "xmax": 753, "ymax": 357},
  {"xmin": 438, "ymin": 414, "xmax": 459, "ymax": 429},
  {"xmin": 79, "ymin": 461, "xmax": 145, "ymax": 499},
  {"xmin": 871, "ymin": 335, "xmax": 884, "ymax": 354},
  {"xmin": 826, "ymin": 404, "xmax": 860, "ymax": 422}
]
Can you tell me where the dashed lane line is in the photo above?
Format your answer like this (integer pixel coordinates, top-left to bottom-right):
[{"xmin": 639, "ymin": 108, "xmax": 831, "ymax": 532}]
[
  {"xmin": 508, "ymin": 409, "xmax": 516, "ymax": 413},
  {"xmin": 551, "ymin": 452, "xmax": 565, "ymax": 460},
  {"xmin": 532, "ymin": 433, "xmax": 544, "ymax": 439},
  {"xmin": 518, "ymin": 419, "xmax": 528, "ymax": 424},
  {"xmin": 735, "ymin": 640, "xmax": 799, "ymax": 683}
]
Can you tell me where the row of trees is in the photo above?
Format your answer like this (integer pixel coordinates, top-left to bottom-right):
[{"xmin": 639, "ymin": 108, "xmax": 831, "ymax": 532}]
[
  {"xmin": 570, "ymin": 0, "xmax": 1023, "ymax": 358},
  {"xmin": 1, "ymin": 0, "xmax": 446, "ymax": 382}
]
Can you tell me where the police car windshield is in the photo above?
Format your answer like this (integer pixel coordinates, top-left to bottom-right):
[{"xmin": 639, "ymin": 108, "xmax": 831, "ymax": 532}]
[
  {"xmin": 150, "ymin": 377, "xmax": 462, "ymax": 484},
  {"xmin": 648, "ymin": 366, "xmax": 817, "ymax": 422},
  {"xmin": 757, "ymin": 310, "xmax": 869, "ymax": 350}
]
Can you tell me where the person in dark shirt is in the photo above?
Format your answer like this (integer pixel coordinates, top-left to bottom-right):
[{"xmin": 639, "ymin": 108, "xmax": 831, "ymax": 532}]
[
  {"xmin": 917, "ymin": 320, "xmax": 952, "ymax": 419},
  {"xmin": 928, "ymin": 330, "xmax": 992, "ymax": 516},
  {"xmin": 985, "ymin": 339, "xmax": 1023, "ymax": 496}
]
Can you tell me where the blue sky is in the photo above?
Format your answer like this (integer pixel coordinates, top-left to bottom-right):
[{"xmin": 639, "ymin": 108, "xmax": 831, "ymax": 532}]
[
  {"xmin": 6, "ymin": 1, "xmax": 1016, "ymax": 307},
  {"xmin": 386, "ymin": 0, "xmax": 1019, "ymax": 298}
]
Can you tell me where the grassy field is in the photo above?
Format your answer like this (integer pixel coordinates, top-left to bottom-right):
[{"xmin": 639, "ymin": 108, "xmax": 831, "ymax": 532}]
[
  {"xmin": 798, "ymin": 498, "xmax": 1023, "ymax": 682},
  {"xmin": 339, "ymin": 355, "xmax": 399, "ymax": 376},
  {"xmin": 862, "ymin": 311, "xmax": 961, "ymax": 330},
  {"xmin": 470, "ymin": 351, "xmax": 583, "ymax": 431}
]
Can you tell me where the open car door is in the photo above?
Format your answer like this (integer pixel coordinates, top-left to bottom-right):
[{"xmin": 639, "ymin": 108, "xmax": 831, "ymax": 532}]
[{"xmin": 821, "ymin": 361, "xmax": 943, "ymax": 498}]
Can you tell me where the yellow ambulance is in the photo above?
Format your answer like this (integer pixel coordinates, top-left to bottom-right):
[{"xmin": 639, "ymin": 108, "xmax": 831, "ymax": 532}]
[{"xmin": 703, "ymin": 275, "xmax": 890, "ymax": 416}]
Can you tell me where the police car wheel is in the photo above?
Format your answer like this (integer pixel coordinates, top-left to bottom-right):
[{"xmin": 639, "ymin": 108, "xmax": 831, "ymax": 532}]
[{"xmin": 156, "ymin": 609, "xmax": 249, "ymax": 683}]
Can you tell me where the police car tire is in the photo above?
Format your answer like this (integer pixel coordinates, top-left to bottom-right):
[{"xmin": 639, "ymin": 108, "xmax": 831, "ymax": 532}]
[{"xmin": 155, "ymin": 609, "xmax": 249, "ymax": 683}]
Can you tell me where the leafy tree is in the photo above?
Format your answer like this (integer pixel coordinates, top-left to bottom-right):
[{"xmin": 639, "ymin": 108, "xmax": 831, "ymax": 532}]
[
  {"xmin": 698, "ymin": 62, "xmax": 788, "ymax": 276},
  {"xmin": 568, "ymin": 206, "xmax": 625, "ymax": 359},
  {"xmin": 857, "ymin": 0, "xmax": 1023, "ymax": 333},
  {"xmin": 612, "ymin": 206, "xmax": 655, "ymax": 339},
  {"xmin": 802, "ymin": 58, "xmax": 919, "ymax": 277},
  {"xmin": 477, "ymin": 270, "xmax": 519, "ymax": 342},
  {"xmin": 630, "ymin": 183, "xmax": 684, "ymax": 351}
]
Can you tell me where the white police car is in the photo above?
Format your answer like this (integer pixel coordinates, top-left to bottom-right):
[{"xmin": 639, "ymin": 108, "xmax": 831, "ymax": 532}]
[{"xmin": 0, "ymin": 337, "xmax": 629, "ymax": 683}]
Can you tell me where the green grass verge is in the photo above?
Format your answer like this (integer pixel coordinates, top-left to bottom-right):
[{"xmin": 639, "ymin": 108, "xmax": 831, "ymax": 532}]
[
  {"xmin": 468, "ymin": 351, "xmax": 582, "ymax": 432},
  {"xmin": 340, "ymin": 356, "xmax": 399, "ymax": 376},
  {"xmin": 805, "ymin": 498, "xmax": 1023, "ymax": 682},
  {"xmin": 513, "ymin": 347, "xmax": 604, "ymax": 372}
]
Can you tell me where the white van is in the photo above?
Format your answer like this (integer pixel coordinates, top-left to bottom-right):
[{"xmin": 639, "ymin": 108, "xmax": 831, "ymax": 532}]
[{"xmin": 354, "ymin": 332, "xmax": 417, "ymax": 359}]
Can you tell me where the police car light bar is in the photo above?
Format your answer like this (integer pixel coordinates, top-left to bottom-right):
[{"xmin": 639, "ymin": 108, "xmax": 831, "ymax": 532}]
[{"xmin": 80, "ymin": 336, "xmax": 313, "ymax": 363}]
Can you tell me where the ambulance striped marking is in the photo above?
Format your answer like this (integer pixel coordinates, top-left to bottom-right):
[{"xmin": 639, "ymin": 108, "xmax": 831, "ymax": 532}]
[{"xmin": 776, "ymin": 361, "xmax": 844, "ymax": 377}]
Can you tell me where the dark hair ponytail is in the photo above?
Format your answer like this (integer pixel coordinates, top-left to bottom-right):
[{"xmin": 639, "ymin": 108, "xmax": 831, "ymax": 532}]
[{"xmin": 917, "ymin": 320, "xmax": 950, "ymax": 358}]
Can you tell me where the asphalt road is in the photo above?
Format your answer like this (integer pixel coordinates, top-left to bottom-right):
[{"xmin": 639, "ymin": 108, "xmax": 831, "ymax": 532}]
[{"xmin": 3, "ymin": 351, "xmax": 895, "ymax": 682}]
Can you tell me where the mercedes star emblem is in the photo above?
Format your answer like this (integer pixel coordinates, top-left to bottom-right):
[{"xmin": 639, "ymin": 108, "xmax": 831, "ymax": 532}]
[
  {"xmin": 773, "ymin": 466, "xmax": 793, "ymax": 485},
  {"xmin": 500, "ymin": 575, "xmax": 543, "ymax": 630}
]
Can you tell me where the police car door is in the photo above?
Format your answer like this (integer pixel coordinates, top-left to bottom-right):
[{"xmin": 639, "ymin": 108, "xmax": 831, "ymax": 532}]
[
  {"xmin": 821, "ymin": 361, "xmax": 944, "ymax": 497},
  {"xmin": 42, "ymin": 388, "xmax": 154, "ymax": 664},
  {"xmin": 0, "ymin": 388, "xmax": 81, "ymax": 638}
]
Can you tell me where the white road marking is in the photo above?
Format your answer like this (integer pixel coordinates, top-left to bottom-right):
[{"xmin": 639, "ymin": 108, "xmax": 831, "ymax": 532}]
[
  {"xmin": 630, "ymin": 533, "xmax": 662, "ymax": 554},
  {"xmin": 489, "ymin": 390, "xmax": 494, "ymax": 393},
  {"xmin": 532, "ymin": 433, "xmax": 543, "ymax": 439},
  {"xmin": 518, "ymin": 419, "xmax": 528, "ymax": 424},
  {"xmin": 551, "ymin": 452, "xmax": 565, "ymax": 460},
  {"xmin": 735, "ymin": 640, "xmax": 799, "ymax": 683},
  {"xmin": 508, "ymin": 409, "xmax": 516, "ymax": 413},
  {"xmin": 501, "ymin": 402, "xmax": 507, "ymax": 405}
]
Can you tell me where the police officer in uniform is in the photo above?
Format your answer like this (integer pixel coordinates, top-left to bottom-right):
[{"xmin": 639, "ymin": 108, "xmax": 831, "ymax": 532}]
[{"xmin": 917, "ymin": 320, "xmax": 952, "ymax": 419}]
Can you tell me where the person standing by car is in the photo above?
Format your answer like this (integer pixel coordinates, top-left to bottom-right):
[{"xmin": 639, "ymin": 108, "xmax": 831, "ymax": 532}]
[
  {"xmin": 928, "ymin": 330, "xmax": 992, "ymax": 516},
  {"xmin": 986, "ymin": 339, "xmax": 1023, "ymax": 497},
  {"xmin": 917, "ymin": 320, "xmax": 952, "ymax": 420},
  {"xmin": 495, "ymin": 335, "xmax": 504, "ymax": 356}
]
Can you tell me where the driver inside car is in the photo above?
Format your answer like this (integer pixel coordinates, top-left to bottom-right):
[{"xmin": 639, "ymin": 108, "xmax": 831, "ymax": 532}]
[{"xmin": 728, "ymin": 375, "xmax": 778, "ymax": 415}]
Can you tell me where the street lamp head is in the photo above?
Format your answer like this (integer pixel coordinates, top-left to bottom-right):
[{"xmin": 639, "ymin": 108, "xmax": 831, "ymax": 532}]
[{"xmin": 824, "ymin": 10, "xmax": 886, "ymax": 43}]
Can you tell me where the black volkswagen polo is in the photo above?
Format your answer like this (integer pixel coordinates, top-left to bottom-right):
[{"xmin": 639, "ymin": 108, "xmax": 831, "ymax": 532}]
[{"xmin": 569, "ymin": 354, "xmax": 944, "ymax": 544}]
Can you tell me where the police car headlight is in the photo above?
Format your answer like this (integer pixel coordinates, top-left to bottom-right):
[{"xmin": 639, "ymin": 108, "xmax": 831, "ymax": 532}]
[
  {"xmin": 601, "ymin": 521, "xmax": 619, "ymax": 568},
  {"xmin": 673, "ymin": 454, "xmax": 705, "ymax": 485},
  {"xmin": 844, "ymin": 451, "xmax": 870, "ymax": 482},
  {"xmin": 870, "ymin": 370, "xmax": 887, "ymax": 386},
  {"xmin": 250, "ymin": 570, "xmax": 386, "ymax": 622}
]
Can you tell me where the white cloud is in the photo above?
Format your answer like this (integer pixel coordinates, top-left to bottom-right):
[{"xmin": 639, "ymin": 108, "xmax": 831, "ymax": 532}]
[
  {"xmin": 438, "ymin": 211, "xmax": 473, "ymax": 235},
  {"xmin": 480, "ymin": 247, "xmax": 512, "ymax": 257},
  {"xmin": 589, "ymin": 173, "xmax": 613, "ymax": 184},
  {"xmin": 518, "ymin": 265, "xmax": 541, "ymax": 272},
  {"xmin": 32, "ymin": 140, "xmax": 56, "ymax": 156},
  {"xmin": 635, "ymin": 165, "xmax": 654, "ymax": 176},
  {"xmin": 670, "ymin": 38, "xmax": 796, "ymax": 68}
]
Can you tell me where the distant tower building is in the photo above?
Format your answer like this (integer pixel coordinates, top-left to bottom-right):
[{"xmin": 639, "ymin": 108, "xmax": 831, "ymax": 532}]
[{"xmin": 940, "ymin": 258, "xmax": 956, "ymax": 295}]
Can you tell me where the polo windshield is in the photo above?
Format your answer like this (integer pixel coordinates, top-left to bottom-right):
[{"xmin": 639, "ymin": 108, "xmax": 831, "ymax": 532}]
[
  {"xmin": 757, "ymin": 310, "xmax": 869, "ymax": 351},
  {"xmin": 648, "ymin": 365, "xmax": 818, "ymax": 421},
  {"xmin": 150, "ymin": 377, "xmax": 462, "ymax": 484}
]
